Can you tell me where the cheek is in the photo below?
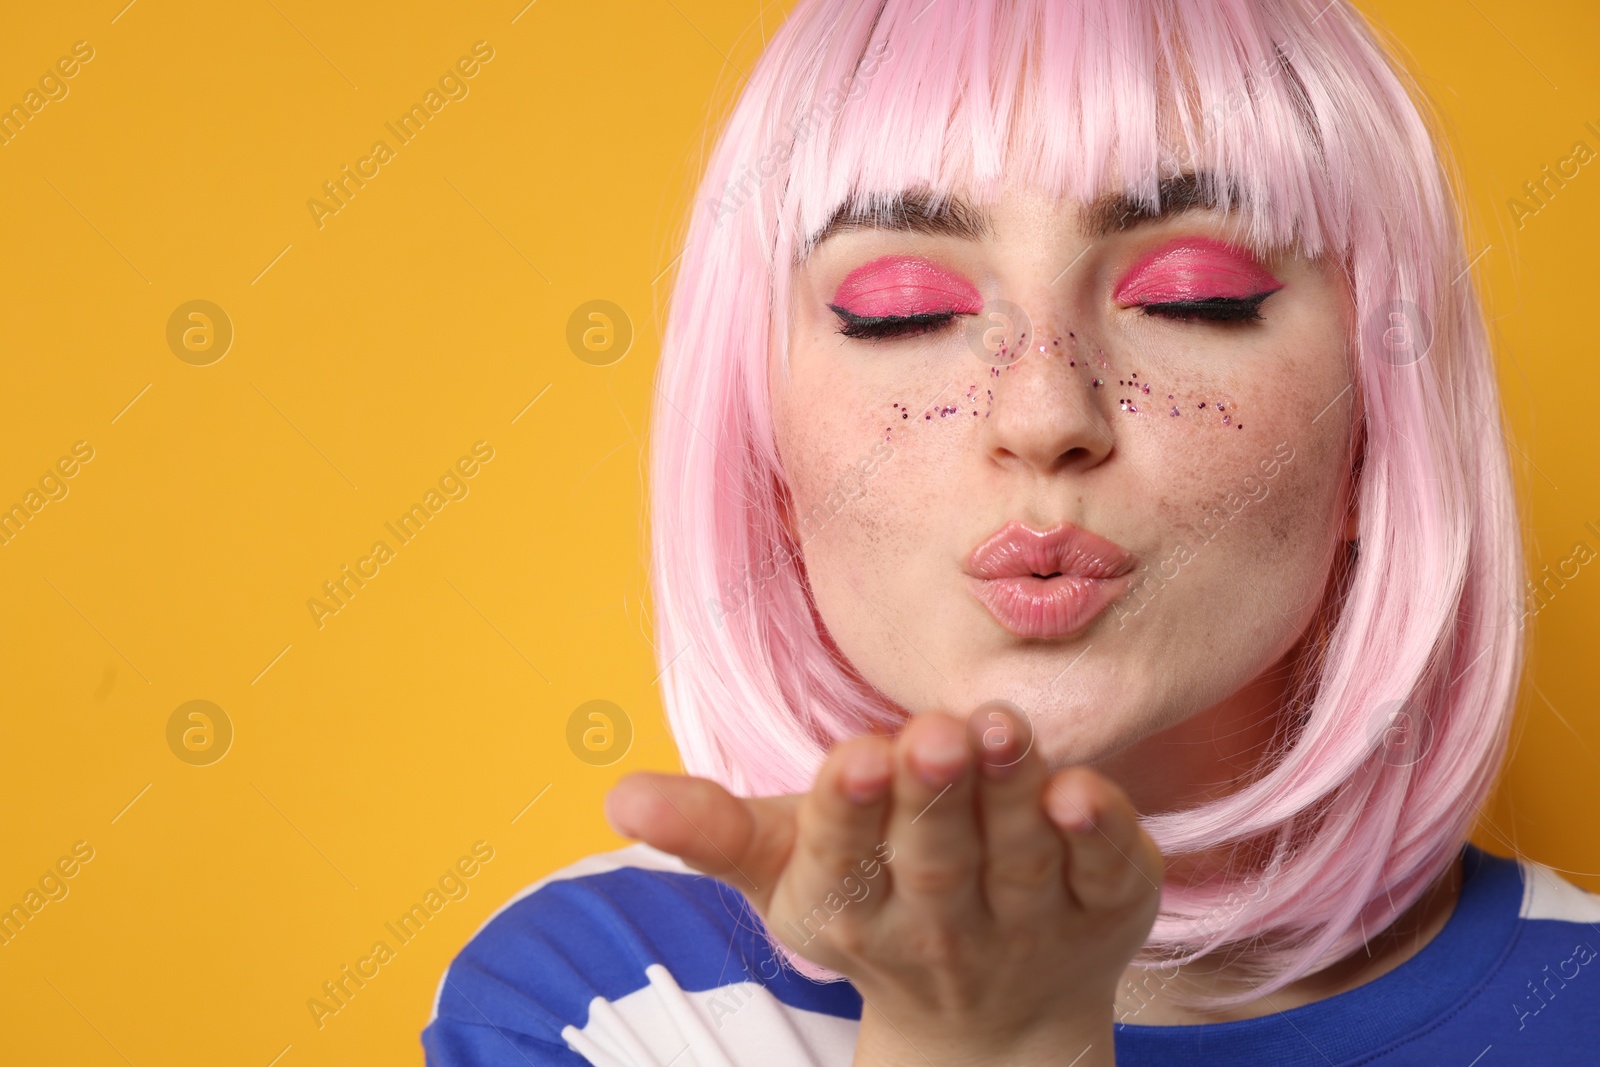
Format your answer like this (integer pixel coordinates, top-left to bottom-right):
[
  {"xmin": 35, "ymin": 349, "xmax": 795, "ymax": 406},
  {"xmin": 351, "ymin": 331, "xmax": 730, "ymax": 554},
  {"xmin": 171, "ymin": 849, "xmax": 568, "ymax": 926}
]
[
  {"xmin": 1117, "ymin": 316, "xmax": 1349, "ymax": 602},
  {"xmin": 776, "ymin": 340, "xmax": 990, "ymax": 521},
  {"xmin": 1170, "ymin": 441, "xmax": 1332, "ymax": 566},
  {"xmin": 1145, "ymin": 377, "xmax": 1349, "ymax": 631},
  {"xmin": 779, "ymin": 383, "xmax": 968, "ymax": 560},
  {"xmin": 773, "ymin": 358, "xmax": 983, "ymax": 665},
  {"xmin": 777, "ymin": 378, "xmax": 890, "ymax": 569}
]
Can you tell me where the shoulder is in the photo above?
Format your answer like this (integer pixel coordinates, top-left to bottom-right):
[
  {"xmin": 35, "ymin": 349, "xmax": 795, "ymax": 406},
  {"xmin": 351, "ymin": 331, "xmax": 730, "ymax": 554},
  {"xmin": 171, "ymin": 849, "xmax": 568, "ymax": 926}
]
[
  {"xmin": 1465, "ymin": 845, "xmax": 1600, "ymax": 1047},
  {"xmin": 421, "ymin": 843, "xmax": 861, "ymax": 1066},
  {"xmin": 421, "ymin": 843, "xmax": 724, "ymax": 1048},
  {"xmin": 1504, "ymin": 847, "xmax": 1600, "ymax": 996},
  {"xmin": 1513, "ymin": 851, "xmax": 1600, "ymax": 925}
]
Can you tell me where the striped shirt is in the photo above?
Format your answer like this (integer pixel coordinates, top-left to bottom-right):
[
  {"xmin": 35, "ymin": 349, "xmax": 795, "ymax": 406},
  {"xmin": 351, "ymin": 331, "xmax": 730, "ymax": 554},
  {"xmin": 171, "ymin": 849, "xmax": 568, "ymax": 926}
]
[{"xmin": 423, "ymin": 839, "xmax": 1600, "ymax": 1064}]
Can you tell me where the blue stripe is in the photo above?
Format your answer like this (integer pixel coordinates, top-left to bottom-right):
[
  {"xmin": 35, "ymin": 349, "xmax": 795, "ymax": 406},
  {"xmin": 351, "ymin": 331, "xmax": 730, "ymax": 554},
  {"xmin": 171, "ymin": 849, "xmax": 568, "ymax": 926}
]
[{"xmin": 430, "ymin": 864, "xmax": 862, "ymax": 1045}]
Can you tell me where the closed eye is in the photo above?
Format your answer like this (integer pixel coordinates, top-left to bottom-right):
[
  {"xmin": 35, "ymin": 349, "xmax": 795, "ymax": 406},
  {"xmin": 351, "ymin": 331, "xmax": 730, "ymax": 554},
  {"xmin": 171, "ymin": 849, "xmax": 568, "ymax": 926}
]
[
  {"xmin": 829, "ymin": 304, "xmax": 962, "ymax": 340},
  {"xmin": 1139, "ymin": 291, "xmax": 1277, "ymax": 323}
]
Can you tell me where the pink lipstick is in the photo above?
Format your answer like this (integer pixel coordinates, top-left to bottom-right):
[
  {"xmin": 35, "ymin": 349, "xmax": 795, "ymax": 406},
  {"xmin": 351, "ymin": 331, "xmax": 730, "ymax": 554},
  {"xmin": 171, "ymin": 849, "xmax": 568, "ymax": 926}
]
[
  {"xmin": 1112, "ymin": 236, "xmax": 1283, "ymax": 306},
  {"xmin": 831, "ymin": 255, "xmax": 983, "ymax": 318},
  {"xmin": 964, "ymin": 521, "xmax": 1136, "ymax": 639}
]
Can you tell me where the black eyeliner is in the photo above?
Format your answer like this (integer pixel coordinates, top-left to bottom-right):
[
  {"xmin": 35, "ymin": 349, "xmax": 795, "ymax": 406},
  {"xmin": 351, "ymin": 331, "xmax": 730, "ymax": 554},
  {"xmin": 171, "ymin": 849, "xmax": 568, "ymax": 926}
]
[
  {"xmin": 828, "ymin": 304, "xmax": 958, "ymax": 339},
  {"xmin": 1140, "ymin": 290, "xmax": 1278, "ymax": 322}
]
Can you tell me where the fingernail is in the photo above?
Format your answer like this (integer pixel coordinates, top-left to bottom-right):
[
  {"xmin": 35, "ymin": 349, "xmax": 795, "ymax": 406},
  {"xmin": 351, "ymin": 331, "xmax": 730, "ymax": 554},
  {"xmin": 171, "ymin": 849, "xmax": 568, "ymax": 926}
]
[
  {"xmin": 970, "ymin": 702, "xmax": 1031, "ymax": 781},
  {"xmin": 841, "ymin": 748, "xmax": 891, "ymax": 804},
  {"xmin": 910, "ymin": 734, "xmax": 967, "ymax": 788},
  {"xmin": 1059, "ymin": 807, "xmax": 1097, "ymax": 833},
  {"xmin": 1051, "ymin": 790, "xmax": 1098, "ymax": 833}
]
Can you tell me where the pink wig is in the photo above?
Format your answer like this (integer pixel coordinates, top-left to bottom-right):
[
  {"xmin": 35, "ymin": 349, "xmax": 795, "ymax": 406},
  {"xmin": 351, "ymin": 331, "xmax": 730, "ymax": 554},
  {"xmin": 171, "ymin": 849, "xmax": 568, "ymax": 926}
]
[{"xmin": 647, "ymin": 0, "xmax": 1526, "ymax": 1009}]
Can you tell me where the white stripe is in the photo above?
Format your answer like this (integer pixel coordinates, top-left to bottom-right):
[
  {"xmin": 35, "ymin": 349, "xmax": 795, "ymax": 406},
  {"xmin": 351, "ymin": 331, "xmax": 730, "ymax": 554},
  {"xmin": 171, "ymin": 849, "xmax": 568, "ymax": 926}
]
[
  {"xmin": 560, "ymin": 965, "xmax": 858, "ymax": 1066},
  {"xmin": 1517, "ymin": 857, "xmax": 1600, "ymax": 923},
  {"xmin": 568, "ymin": 994, "xmax": 671, "ymax": 1066},
  {"xmin": 562, "ymin": 1017, "xmax": 636, "ymax": 1067},
  {"xmin": 645, "ymin": 964, "xmax": 739, "ymax": 1067}
]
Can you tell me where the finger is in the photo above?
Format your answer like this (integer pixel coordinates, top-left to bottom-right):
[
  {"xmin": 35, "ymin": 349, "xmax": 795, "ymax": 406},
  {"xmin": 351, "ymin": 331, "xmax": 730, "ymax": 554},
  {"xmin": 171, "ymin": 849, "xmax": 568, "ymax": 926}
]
[
  {"xmin": 884, "ymin": 710, "xmax": 983, "ymax": 919},
  {"xmin": 788, "ymin": 733, "xmax": 895, "ymax": 922},
  {"xmin": 605, "ymin": 771, "xmax": 797, "ymax": 910},
  {"xmin": 1044, "ymin": 766, "xmax": 1165, "ymax": 913},
  {"xmin": 967, "ymin": 702, "xmax": 1064, "ymax": 920}
]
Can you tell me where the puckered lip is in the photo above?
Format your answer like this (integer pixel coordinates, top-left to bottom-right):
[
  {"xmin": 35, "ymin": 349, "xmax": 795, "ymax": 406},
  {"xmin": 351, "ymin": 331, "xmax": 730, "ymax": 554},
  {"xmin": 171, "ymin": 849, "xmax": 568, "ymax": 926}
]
[{"xmin": 965, "ymin": 519, "xmax": 1137, "ymax": 580}]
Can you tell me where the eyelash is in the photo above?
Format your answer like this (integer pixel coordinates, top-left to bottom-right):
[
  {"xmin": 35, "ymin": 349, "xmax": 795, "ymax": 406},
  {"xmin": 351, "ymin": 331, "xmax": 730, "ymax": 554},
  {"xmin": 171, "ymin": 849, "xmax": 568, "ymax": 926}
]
[
  {"xmin": 828, "ymin": 290, "xmax": 1277, "ymax": 340},
  {"xmin": 1138, "ymin": 291, "xmax": 1276, "ymax": 323},
  {"xmin": 828, "ymin": 304, "xmax": 959, "ymax": 340}
]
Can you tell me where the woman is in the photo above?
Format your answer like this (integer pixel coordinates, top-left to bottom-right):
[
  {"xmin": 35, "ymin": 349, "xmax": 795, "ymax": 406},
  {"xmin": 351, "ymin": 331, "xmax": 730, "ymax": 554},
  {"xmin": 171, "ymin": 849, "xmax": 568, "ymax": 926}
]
[{"xmin": 424, "ymin": 0, "xmax": 1600, "ymax": 1062}]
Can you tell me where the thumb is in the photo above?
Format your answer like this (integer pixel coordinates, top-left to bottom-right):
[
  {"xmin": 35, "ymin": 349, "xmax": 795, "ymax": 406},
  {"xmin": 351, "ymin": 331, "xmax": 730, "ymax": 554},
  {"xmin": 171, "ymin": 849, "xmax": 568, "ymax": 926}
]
[{"xmin": 604, "ymin": 771, "xmax": 799, "ymax": 909}]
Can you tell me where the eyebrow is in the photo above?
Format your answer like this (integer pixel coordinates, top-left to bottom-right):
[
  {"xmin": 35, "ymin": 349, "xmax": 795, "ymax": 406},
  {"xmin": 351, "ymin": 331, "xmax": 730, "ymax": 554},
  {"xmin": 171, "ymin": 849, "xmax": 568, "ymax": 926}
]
[
  {"xmin": 1084, "ymin": 172, "xmax": 1227, "ymax": 238},
  {"xmin": 805, "ymin": 171, "xmax": 1227, "ymax": 254},
  {"xmin": 807, "ymin": 186, "xmax": 992, "ymax": 251}
]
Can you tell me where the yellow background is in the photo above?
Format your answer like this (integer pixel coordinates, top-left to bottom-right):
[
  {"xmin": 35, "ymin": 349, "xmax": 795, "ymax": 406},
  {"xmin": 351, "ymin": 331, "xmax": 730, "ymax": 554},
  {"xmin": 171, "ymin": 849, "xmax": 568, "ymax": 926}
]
[{"xmin": 0, "ymin": 1, "xmax": 1594, "ymax": 1062}]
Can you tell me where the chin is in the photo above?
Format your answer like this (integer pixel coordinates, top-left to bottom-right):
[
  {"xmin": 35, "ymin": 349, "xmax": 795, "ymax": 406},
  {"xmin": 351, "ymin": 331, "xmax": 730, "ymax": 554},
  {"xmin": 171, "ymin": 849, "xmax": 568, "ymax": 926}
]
[{"xmin": 942, "ymin": 662, "xmax": 1136, "ymax": 765}]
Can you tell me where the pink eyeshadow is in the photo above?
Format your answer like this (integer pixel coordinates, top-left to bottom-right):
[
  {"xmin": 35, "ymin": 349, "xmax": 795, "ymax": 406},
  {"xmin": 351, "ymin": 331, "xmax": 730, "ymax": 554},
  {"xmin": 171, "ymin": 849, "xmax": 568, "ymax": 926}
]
[
  {"xmin": 831, "ymin": 255, "xmax": 983, "ymax": 317},
  {"xmin": 1112, "ymin": 236, "xmax": 1283, "ymax": 305}
]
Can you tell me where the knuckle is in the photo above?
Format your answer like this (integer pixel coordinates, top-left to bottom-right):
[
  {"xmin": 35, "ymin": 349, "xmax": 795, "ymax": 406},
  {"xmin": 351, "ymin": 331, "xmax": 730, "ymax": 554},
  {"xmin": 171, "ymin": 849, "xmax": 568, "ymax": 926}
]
[
  {"xmin": 990, "ymin": 845, "xmax": 1058, "ymax": 891},
  {"xmin": 796, "ymin": 789, "xmax": 845, "ymax": 832},
  {"xmin": 898, "ymin": 860, "xmax": 973, "ymax": 897},
  {"xmin": 1109, "ymin": 857, "xmax": 1145, "ymax": 898},
  {"xmin": 1072, "ymin": 851, "xmax": 1141, "ymax": 907},
  {"xmin": 795, "ymin": 811, "xmax": 867, "ymax": 869},
  {"xmin": 798, "ymin": 826, "xmax": 853, "ymax": 870}
]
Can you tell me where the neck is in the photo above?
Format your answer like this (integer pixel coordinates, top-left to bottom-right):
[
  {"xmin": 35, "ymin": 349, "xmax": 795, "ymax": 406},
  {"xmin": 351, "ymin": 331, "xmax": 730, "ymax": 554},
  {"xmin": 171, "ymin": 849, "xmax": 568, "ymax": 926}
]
[
  {"xmin": 1094, "ymin": 651, "xmax": 1299, "ymax": 817},
  {"xmin": 1092, "ymin": 630, "xmax": 1464, "ymax": 1023},
  {"xmin": 1113, "ymin": 849, "xmax": 1463, "ymax": 1024}
]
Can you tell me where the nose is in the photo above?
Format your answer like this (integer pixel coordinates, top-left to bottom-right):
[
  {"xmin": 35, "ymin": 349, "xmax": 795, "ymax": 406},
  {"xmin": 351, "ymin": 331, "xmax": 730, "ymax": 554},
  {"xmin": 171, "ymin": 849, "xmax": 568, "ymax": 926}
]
[{"xmin": 980, "ymin": 317, "xmax": 1115, "ymax": 476}]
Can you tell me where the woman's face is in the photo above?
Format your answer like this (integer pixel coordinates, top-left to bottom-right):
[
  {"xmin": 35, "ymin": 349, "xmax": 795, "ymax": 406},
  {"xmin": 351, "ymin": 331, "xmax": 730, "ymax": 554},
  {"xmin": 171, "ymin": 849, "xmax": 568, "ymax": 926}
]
[{"xmin": 771, "ymin": 180, "xmax": 1358, "ymax": 814}]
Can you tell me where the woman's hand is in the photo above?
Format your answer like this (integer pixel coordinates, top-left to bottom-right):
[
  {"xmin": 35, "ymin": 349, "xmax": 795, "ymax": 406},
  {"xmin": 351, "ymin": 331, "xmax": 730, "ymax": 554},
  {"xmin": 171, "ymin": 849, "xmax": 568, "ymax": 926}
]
[{"xmin": 603, "ymin": 703, "xmax": 1164, "ymax": 1067}]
